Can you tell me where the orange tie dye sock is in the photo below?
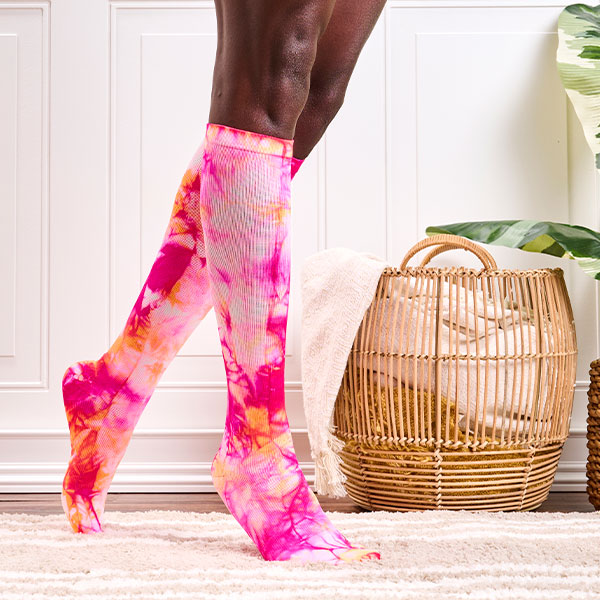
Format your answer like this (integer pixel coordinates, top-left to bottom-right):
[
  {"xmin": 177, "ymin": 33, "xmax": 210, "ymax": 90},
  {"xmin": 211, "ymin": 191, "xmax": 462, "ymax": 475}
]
[
  {"xmin": 199, "ymin": 123, "xmax": 380, "ymax": 563},
  {"xmin": 61, "ymin": 139, "xmax": 216, "ymax": 533},
  {"xmin": 61, "ymin": 138, "xmax": 305, "ymax": 534}
]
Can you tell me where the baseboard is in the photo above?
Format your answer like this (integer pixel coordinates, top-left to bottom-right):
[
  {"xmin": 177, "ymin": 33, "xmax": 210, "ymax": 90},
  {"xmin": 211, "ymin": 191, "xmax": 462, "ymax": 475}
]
[
  {"xmin": 0, "ymin": 461, "xmax": 316, "ymax": 493},
  {"xmin": 0, "ymin": 428, "xmax": 589, "ymax": 493},
  {"xmin": 550, "ymin": 461, "xmax": 588, "ymax": 492},
  {"xmin": 0, "ymin": 427, "xmax": 317, "ymax": 493}
]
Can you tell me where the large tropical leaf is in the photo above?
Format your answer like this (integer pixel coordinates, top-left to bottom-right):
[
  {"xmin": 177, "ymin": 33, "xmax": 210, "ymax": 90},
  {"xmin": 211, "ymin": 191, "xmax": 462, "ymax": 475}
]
[
  {"xmin": 425, "ymin": 220, "xmax": 600, "ymax": 279},
  {"xmin": 557, "ymin": 4, "xmax": 600, "ymax": 168}
]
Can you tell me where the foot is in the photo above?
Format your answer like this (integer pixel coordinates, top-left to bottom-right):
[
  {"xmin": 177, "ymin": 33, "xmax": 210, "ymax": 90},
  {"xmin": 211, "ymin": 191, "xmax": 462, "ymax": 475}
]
[
  {"xmin": 211, "ymin": 429, "xmax": 380, "ymax": 563},
  {"xmin": 61, "ymin": 359, "xmax": 146, "ymax": 533}
]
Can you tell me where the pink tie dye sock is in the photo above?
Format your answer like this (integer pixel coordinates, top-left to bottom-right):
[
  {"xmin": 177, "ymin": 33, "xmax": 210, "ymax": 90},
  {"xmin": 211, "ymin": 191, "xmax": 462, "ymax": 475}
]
[
  {"xmin": 61, "ymin": 140, "xmax": 215, "ymax": 533},
  {"xmin": 199, "ymin": 122, "xmax": 380, "ymax": 564}
]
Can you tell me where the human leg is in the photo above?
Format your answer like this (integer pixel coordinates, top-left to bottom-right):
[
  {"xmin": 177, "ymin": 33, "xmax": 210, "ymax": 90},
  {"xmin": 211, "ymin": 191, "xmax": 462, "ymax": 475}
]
[
  {"xmin": 292, "ymin": 0, "xmax": 387, "ymax": 160},
  {"xmin": 61, "ymin": 141, "xmax": 213, "ymax": 533},
  {"xmin": 200, "ymin": 0, "xmax": 380, "ymax": 563}
]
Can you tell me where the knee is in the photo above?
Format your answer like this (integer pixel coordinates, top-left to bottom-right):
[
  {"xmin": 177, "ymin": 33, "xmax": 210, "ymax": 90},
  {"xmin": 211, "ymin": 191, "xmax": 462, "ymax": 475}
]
[
  {"xmin": 291, "ymin": 67, "xmax": 353, "ymax": 158},
  {"xmin": 209, "ymin": 1, "xmax": 333, "ymax": 139},
  {"xmin": 306, "ymin": 70, "xmax": 350, "ymax": 126},
  {"xmin": 262, "ymin": 21, "xmax": 324, "ymax": 130},
  {"xmin": 296, "ymin": 68, "xmax": 352, "ymax": 139}
]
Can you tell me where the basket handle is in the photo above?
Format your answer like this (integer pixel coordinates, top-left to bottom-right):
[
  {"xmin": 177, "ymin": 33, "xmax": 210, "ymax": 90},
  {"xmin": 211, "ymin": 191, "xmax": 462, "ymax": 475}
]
[{"xmin": 400, "ymin": 234, "xmax": 498, "ymax": 270}]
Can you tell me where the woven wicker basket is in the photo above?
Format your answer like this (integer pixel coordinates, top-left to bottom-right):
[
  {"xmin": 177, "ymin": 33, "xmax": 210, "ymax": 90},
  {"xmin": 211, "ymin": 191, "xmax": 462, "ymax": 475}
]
[
  {"xmin": 586, "ymin": 359, "xmax": 600, "ymax": 509},
  {"xmin": 333, "ymin": 234, "xmax": 578, "ymax": 511}
]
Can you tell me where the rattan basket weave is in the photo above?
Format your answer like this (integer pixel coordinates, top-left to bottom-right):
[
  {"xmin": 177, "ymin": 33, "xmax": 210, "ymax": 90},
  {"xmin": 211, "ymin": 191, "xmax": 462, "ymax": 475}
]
[
  {"xmin": 586, "ymin": 359, "xmax": 600, "ymax": 509},
  {"xmin": 333, "ymin": 234, "xmax": 578, "ymax": 511}
]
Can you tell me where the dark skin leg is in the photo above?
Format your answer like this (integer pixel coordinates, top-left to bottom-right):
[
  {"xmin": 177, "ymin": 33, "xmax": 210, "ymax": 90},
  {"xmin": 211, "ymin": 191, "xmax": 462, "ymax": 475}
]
[
  {"xmin": 208, "ymin": 0, "xmax": 386, "ymax": 152},
  {"xmin": 209, "ymin": 0, "xmax": 338, "ymax": 140},
  {"xmin": 292, "ymin": 0, "xmax": 387, "ymax": 159}
]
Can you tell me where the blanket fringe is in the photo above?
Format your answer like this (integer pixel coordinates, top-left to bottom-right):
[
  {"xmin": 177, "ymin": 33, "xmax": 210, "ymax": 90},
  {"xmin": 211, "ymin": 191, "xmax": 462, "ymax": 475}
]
[{"xmin": 312, "ymin": 432, "xmax": 347, "ymax": 498}]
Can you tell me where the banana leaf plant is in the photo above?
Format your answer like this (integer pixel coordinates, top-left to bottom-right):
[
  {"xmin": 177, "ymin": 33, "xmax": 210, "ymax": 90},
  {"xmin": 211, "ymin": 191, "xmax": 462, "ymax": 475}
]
[
  {"xmin": 556, "ymin": 3, "xmax": 600, "ymax": 168},
  {"xmin": 425, "ymin": 220, "xmax": 600, "ymax": 279}
]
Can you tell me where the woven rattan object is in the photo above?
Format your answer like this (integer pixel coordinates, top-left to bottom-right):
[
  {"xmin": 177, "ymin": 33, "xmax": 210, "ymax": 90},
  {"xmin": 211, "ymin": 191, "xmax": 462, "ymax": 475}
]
[
  {"xmin": 587, "ymin": 359, "xmax": 600, "ymax": 509},
  {"xmin": 333, "ymin": 234, "xmax": 577, "ymax": 511}
]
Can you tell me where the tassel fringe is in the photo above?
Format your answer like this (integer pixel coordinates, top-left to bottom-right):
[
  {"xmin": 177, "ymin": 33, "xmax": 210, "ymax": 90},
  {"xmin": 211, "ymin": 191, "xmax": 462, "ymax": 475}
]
[{"xmin": 312, "ymin": 431, "xmax": 347, "ymax": 498}]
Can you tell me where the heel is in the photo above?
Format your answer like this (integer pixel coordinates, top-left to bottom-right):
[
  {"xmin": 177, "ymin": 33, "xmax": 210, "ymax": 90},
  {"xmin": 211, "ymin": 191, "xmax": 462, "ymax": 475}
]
[
  {"xmin": 210, "ymin": 449, "xmax": 224, "ymax": 484},
  {"xmin": 210, "ymin": 443, "xmax": 228, "ymax": 501},
  {"xmin": 62, "ymin": 360, "xmax": 99, "ymax": 411},
  {"xmin": 62, "ymin": 359, "xmax": 121, "ymax": 416}
]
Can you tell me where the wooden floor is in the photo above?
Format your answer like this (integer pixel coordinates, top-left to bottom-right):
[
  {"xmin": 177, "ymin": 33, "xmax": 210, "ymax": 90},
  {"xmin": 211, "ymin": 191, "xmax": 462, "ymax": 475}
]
[{"xmin": 0, "ymin": 492, "xmax": 595, "ymax": 515}]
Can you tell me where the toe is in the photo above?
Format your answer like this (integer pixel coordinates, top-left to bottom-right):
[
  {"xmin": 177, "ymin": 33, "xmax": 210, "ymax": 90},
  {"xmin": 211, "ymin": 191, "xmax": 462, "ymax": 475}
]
[
  {"xmin": 62, "ymin": 490, "xmax": 103, "ymax": 534},
  {"xmin": 337, "ymin": 547, "xmax": 381, "ymax": 563}
]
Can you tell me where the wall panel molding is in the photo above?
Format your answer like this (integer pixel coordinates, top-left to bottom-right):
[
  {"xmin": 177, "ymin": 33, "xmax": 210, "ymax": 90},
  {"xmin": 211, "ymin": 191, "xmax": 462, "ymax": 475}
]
[
  {"xmin": 0, "ymin": 32, "xmax": 17, "ymax": 360},
  {"xmin": 0, "ymin": 3, "xmax": 49, "ymax": 389}
]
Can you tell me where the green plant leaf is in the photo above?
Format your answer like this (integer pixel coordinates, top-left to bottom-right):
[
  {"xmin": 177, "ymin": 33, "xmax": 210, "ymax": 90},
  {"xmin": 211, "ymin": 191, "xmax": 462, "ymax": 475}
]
[
  {"xmin": 557, "ymin": 4, "xmax": 600, "ymax": 164},
  {"xmin": 425, "ymin": 220, "xmax": 600, "ymax": 279}
]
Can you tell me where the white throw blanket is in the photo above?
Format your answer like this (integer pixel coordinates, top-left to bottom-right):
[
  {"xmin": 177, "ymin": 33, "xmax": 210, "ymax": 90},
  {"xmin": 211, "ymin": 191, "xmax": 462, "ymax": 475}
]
[
  {"xmin": 300, "ymin": 248, "xmax": 391, "ymax": 497},
  {"xmin": 300, "ymin": 248, "xmax": 550, "ymax": 498}
]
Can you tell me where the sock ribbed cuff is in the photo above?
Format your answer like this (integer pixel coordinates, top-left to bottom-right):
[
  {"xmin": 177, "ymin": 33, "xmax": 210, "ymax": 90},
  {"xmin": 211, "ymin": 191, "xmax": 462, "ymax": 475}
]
[
  {"xmin": 291, "ymin": 157, "xmax": 304, "ymax": 179},
  {"xmin": 205, "ymin": 122, "xmax": 293, "ymax": 158}
]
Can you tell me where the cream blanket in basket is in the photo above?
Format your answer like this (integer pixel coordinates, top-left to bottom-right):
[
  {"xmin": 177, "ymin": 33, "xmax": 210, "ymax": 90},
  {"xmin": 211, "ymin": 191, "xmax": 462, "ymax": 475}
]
[
  {"xmin": 300, "ymin": 249, "xmax": 550, "ymax": 498},
  {"xmin": 372, "ymin": 278, "xmax": 551, "ymax": 436}
]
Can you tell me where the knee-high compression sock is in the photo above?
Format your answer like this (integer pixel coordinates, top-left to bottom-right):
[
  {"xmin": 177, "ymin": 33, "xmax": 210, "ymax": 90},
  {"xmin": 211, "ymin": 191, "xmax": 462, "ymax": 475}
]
[
  {"xmin": 199, "ymin": 122, "xmax": 380, "ymax": 563},
  {"xmin": 61, "ymin": 138, "xmax": 305, "ymax": 535},
  {"xmin": 61, "ymin": 140, "xmax": 215, "ymax": 533}
]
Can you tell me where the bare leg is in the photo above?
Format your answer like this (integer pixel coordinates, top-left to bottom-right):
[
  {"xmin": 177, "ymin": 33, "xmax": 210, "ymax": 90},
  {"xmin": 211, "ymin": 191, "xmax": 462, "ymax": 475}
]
[
  {"xmin": 293, "ymin": 0, "xmax": 387, "ymax": 159},
  {"xmin": 208, "ymin": 0, "xmax": 386, "ymax": 156},
  {"xmin": 209, "ymin": 0, "xmax": 337, "ymax": 138}
]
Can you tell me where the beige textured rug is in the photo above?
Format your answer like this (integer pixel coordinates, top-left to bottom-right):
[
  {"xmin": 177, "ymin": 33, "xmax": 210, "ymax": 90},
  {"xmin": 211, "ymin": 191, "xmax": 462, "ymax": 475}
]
[{"xmin": 1, "ymin": 509, "xmax": 600, "ymax": 599}]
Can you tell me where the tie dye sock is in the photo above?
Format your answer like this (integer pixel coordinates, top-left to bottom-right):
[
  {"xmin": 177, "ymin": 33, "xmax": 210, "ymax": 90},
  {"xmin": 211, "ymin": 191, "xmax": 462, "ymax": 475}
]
[
  {"xmin": 199, "ymin": 122, "xmax": 380, "ymax": 564},
  {"xmin": 61, "ymin": 140, "xmax": 216, "ymax": 533}
]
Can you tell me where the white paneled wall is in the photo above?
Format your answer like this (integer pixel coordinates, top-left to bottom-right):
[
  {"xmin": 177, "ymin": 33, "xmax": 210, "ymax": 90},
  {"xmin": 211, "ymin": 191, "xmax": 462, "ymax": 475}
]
[{"xmin": 0, "ymin": 0, "xmax": 596, "ymax": 492}]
